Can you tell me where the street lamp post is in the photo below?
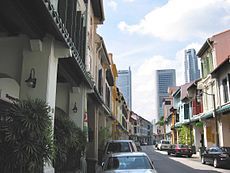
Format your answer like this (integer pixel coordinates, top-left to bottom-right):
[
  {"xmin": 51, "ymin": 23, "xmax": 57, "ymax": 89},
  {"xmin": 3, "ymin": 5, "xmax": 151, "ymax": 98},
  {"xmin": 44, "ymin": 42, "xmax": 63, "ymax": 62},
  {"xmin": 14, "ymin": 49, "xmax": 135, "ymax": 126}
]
[{"xmin": 198, "ymin": 91, "xmax": 219, "ymax": 147}]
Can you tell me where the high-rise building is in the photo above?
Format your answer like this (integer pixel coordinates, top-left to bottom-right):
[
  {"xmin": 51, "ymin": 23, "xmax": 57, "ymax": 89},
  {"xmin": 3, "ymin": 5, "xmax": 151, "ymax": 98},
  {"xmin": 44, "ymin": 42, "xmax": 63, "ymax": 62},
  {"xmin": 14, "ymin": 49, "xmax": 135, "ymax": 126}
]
[
  {"xmin": 156, "ymin": 69, "xmax": 176, "ymax": 121},
  {"xmin": 184, "ymin": 48, "xmax": 200, "ymax": 83},
  {"xmin": 117, "ymin": 67, "xmax": 132, "ymax": 110}
]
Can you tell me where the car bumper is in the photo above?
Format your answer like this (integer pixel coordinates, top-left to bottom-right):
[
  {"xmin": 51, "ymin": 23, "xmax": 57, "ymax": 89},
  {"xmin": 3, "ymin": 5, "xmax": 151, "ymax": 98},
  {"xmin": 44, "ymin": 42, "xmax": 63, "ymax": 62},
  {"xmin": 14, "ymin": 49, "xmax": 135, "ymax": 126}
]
[
  {"xmin": 176, "ymin": 151, "xmax": 192, "ymax": 155},
  {"xmin": 161, "ymin": 146, "xmax": 170, "ymax": 150},
  {"xmin": 219, "ymin": 157, "xmax": 230, "ymax": 165}
]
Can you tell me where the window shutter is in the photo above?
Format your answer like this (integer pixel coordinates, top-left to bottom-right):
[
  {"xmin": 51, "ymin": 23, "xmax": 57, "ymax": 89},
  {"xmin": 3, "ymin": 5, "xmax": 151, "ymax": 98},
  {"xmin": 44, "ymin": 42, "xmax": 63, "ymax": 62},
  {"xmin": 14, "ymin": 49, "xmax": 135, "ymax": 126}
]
[
  {"xmin": 58, "ymin": 0, "xmax": 67, "ymax": 25},
  {"xmin": 75, "ymin": 11, "xmax": 82, "ymax": 51}
]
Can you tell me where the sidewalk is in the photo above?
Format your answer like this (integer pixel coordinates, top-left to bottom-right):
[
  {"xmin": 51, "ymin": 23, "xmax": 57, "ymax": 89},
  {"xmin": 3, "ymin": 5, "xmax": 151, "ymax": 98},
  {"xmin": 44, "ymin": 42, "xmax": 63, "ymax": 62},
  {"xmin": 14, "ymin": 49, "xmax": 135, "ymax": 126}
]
[{"xmin": 191, "ymin": 152, "xmax": 201, "ymax": 162}]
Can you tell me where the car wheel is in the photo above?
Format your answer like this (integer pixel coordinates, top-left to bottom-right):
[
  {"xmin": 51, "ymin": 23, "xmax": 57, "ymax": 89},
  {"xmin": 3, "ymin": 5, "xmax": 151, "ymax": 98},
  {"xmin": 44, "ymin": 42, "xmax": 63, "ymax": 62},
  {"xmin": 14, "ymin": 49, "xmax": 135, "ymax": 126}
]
[
  {"xmin": 168, "ymin": 152, "xmax": 170, "ymax": 155},
  {"xmin": 201, "ymin": 156, "xmax": 205, "ymax": 164},
  {"xmin": 160, "ymin": 147, "xmax": 162, "ymax": 151},
  {"xmin": 188, "ymin": 154, "xmax": 192, "ymax": 158},
  {"xmin": 213, "ymin": 158, "xmax": 219, "ymax": 168}
]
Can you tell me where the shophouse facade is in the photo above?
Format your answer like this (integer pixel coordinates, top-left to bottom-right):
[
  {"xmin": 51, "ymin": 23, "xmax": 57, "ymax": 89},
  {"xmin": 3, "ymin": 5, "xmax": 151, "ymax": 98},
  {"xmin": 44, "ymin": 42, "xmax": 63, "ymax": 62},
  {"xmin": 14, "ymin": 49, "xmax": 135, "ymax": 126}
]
[{"xmin": 0, "ymin": 1, "xmax": 133, "ymax": 173}]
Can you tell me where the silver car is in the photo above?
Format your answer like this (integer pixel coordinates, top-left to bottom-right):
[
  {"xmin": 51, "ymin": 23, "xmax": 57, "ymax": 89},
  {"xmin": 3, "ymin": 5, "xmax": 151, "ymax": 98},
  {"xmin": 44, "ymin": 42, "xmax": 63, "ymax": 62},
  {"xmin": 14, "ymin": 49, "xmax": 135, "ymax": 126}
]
[{"xmin": 102, "ymin": 152, "xmax": 157, "ymax": 173}]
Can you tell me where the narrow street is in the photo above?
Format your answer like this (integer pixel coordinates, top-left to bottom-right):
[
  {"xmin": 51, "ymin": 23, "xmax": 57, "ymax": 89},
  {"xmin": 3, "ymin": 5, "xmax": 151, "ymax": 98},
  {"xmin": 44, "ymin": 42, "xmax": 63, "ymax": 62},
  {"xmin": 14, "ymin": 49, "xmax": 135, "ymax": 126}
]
[{"xmin": 141, "ymin": 145, "xmax": 230, "ymax": 173}]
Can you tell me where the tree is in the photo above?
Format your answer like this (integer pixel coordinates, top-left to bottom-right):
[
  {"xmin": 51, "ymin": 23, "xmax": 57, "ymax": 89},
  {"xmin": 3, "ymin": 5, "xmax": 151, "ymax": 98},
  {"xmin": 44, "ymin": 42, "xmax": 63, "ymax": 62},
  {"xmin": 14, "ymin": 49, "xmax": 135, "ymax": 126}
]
[
  {"xmin": 156, "ymin": 116, "xmax": 164, "ymax": 126},
  {"xmin": 0, "ymin": 99, "xmax": 53, "ymax": 173},
  {"xmin": 178, "ymin": 125, "xmax": 194, "ymax": 145},
  {"xmin": 53, "ymin": 108, "xmax": 86, "ymax": 173}
]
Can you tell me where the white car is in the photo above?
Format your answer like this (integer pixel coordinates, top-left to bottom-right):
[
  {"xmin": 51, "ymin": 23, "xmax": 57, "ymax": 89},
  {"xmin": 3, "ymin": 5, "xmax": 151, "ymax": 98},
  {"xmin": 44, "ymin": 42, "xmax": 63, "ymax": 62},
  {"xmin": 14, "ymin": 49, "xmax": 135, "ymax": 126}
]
[
  {"xmin": 157, "ymin": 140, "xmax": 170, "ymax": 150},
  {"xmin": 102, "ymin": 140, "xmax": 138, "ymax": 162},
  {"xmin": 102, "ymin": 152, "xmax": 158, "ymax": 173}
]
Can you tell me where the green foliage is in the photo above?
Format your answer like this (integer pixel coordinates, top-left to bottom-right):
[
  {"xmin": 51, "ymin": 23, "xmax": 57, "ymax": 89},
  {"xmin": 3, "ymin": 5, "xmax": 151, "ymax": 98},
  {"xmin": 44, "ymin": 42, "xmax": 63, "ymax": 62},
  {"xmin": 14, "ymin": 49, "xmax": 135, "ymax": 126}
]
[
  {"xmin": 156, "ymin": 116, "xmax": 165, "ymax": 126},
  {"xmin": 195, "ymin": 121, "xmax": 203, "ymax": 128},
  {"xmin": 98, "ymin": 127, "xmax": 111, "ymax": 150},
  {"xmin": 0, "ymin": 99, "xmax": 53, "ymax": 173},
  {"xmin": 53, "ymin": 108, "xmax": 87, "ymax": 173},
  {"xmin": 178, "ymin": 125, "xmax": 194, "ymax": 145}
]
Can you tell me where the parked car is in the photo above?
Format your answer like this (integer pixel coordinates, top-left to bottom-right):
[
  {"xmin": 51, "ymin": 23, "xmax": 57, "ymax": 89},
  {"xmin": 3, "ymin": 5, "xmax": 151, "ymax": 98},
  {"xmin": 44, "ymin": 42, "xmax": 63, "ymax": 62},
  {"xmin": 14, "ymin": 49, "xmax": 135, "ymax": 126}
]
[
  {"xmin": 201, "ymin": 146, "xmax": 230, "ymax": 168},
  {"xmin": 102, "ymin": 152, "xmax": 158, "ymax": 173},
  {"xmin": 102, "ymin": 140, "xmax": 138, "ymax": 162},
  {"xmin": 167, "ymin": 144, "xmax": 193, "ymax": 157},
  {"xmin": 157, "ymin": 140, "xmax": 171, "ymax": 150}
]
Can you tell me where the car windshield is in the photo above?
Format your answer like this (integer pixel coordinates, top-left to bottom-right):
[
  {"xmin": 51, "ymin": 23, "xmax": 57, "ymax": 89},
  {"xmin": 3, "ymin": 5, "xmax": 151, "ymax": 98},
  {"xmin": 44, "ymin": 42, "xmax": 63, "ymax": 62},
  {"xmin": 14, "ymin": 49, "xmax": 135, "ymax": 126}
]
[
  {"xmin": 104, "ymin": 156, "xmax": 153, "ymax": 170},
  {"xmin": 107, "ymin": 142, "xmax": 131, "ymax": 153}
]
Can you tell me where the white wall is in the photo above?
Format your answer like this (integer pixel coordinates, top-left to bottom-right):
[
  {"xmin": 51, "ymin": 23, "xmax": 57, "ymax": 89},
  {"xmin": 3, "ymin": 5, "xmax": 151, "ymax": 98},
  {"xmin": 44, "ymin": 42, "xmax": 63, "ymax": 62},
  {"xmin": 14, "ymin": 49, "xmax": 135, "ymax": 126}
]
[
  {"xmin": 220, "ymin": 115, "xmax": 230, "ymax": 147},
  {"xmin": 0, "ymin": 78, "xmax": 20, "ymax": 100}
]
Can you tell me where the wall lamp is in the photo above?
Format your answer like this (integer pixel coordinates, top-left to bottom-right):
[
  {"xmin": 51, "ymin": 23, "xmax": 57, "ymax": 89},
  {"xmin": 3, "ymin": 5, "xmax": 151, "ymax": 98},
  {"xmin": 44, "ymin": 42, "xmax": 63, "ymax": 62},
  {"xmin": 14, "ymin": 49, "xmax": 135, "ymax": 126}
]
[
  {"xmin": 25, "ymin": 68, "xmax": 36, "ymax": 88},
  {"xmin": 72, "ymin": 102, "xmax": 78, "ymax": 113}
]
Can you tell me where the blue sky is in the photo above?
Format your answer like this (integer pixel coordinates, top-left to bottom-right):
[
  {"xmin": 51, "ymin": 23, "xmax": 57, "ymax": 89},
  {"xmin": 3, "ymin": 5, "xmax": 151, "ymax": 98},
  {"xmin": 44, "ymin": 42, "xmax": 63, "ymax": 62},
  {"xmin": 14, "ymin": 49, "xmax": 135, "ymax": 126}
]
[{"xmin": 98, "ymin": 0, "xmax": 230, "ymax": 122}]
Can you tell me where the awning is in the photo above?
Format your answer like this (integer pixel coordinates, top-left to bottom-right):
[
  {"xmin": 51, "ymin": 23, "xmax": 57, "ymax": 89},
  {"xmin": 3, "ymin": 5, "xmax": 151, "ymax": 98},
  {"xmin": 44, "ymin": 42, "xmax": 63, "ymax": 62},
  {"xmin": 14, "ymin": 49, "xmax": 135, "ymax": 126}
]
[
  {"xmin": 217, "ymin": 104, "xmax": 230, "ymax": 115},
  {"xmin": 200, "ymin": 111, "xmax": 213, "ymax": 119},
  {"xmin": 190, "ymin": 114, "xmax": 202, "ymax": 122}
]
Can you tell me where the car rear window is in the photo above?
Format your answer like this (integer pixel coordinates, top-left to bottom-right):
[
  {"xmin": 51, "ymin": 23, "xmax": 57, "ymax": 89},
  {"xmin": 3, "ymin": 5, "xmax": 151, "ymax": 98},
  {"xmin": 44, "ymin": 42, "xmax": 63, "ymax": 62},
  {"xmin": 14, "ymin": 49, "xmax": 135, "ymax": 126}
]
[
  {"xmin": 105, "ymin": 156, "xmax": 153, "ymax": 170},
  {"xmin": 107, "ymin": 142, "xmax": 131, "ymax": 153},
  {"xmin": 162, "ymin": 141, "xmax": 170, "ymax": 144},
  {"xmin": 178, "ymin": 144, "xmax": 189, "ymax": 148}
]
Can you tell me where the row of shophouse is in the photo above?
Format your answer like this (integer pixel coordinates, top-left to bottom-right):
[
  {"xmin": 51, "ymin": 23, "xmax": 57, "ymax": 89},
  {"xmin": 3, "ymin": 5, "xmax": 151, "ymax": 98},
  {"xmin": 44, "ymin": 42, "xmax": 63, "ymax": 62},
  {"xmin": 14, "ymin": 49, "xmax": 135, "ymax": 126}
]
[
  {"xmin": 0, "ymin": 0, "xmax": 153, "ymax": 172},
  {"xmin": 161, "ymin": 29, "xmax": 230, "ymax": 152}
]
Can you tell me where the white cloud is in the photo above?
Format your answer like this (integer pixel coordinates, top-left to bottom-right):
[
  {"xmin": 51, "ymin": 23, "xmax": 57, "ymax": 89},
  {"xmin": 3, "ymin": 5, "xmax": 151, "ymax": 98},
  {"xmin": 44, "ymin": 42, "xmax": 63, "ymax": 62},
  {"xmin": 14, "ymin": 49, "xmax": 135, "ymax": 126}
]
[
  {"xmin": 123, "ymin": 0, "xmax": 135, "ymax": 2},
  {"xmin": 108, "ymin": 0, "xmax": 117, "ymax": 11},
  {"xmin": 132, "ymin": 42, "xmax": 201, "ymax": 121},
  {"xmin": 118, "ymin": 0, "xmax": 230, "ymax": 41}
]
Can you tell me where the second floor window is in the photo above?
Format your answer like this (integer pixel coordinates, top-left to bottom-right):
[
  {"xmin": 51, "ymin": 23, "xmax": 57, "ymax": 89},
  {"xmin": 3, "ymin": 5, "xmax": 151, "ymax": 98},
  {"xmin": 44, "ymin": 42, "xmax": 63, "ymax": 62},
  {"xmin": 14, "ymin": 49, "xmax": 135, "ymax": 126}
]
[
  {"xmin": 98, "ymin": 69, "xmax": 103, "ymax": 95},
  {"xmin": 222, "ymin": 77, "xmax": 229, "ymax": 103},
  {"xmin": 184, "ymin": 104, "xmax": 189, "ymax": 119}
]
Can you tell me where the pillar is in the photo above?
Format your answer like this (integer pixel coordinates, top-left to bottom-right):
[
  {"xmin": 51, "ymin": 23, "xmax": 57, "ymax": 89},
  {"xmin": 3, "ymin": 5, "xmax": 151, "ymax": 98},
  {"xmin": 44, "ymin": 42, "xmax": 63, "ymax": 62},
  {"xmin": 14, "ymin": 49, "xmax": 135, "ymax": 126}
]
[{"xmin": 20, "ymin": 36, "xmax": 71, "ymax": 173}]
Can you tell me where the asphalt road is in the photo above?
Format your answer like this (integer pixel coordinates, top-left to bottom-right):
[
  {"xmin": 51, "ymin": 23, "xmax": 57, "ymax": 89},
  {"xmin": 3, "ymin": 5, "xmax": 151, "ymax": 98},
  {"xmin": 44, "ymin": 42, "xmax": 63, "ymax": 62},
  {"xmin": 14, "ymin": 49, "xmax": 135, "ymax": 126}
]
[{"xmin": 141, "ymin": 145, "xmax": 230, "ymax": 173}]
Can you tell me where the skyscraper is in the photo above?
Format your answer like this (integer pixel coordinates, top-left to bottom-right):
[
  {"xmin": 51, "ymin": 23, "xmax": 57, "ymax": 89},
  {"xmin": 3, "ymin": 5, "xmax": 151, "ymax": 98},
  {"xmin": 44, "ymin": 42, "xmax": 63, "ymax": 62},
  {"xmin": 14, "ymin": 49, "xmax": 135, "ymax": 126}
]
[
  {"xmin": 156, "ymin": 69, "xmax": 176, "ymax": 121},
  {"xmin": 117, "ymin": 67, "xmax": 132, "ymax": 110},
  {"xmin": 184, "ymin": 48, "xmax": 200, "ymax": 83}
]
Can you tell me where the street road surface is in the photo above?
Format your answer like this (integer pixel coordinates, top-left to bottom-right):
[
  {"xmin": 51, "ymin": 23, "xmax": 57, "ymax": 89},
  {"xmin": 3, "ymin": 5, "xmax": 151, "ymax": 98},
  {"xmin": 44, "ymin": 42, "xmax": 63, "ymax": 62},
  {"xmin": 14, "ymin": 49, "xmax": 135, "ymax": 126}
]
[{"xmin": 142, "ymin": 145, "xmax": 230, "ymax": 173}]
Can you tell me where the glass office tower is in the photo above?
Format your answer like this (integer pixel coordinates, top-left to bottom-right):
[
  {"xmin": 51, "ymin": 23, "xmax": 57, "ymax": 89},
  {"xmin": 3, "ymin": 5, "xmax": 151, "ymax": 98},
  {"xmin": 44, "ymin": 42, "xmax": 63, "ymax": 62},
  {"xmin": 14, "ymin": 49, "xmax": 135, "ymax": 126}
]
[
  {"xmin": 184, "ymin": 48, "xmax": 200, "ymax": 83},
  {"xmin": 117, "ymin": 67, "xmax": 132, "ymax": 110},
  {"xmin": 156, "ymin": 69, "xmax": 176, "ymax": 121}
]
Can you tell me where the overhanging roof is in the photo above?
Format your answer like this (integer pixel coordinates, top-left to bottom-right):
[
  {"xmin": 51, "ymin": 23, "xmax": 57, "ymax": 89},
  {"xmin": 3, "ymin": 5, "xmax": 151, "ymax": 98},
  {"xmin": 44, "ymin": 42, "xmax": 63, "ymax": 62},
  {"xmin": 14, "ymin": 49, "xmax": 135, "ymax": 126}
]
[
  {"xmin": 211, "ymin": 57, "xmax": 230, "ymax": 76},
  {"xmin": 91, "ymin": 0, "xmax": 105, "ymax": 23},
  {"xmin": 197, "ymin": 39, "xmax": 213, "ymax": 57}
]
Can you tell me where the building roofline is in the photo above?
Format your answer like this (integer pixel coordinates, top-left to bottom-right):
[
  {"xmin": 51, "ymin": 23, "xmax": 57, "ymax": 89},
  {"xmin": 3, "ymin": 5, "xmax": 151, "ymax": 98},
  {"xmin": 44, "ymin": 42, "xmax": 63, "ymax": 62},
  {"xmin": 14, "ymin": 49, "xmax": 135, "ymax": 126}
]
[
  {"xmin": 197, "ymin": 39, "xmax": 213, "ymax": 57},
  {"xmin": 211, "ymin": 57, "xmax": 230, "ymax": 75}
]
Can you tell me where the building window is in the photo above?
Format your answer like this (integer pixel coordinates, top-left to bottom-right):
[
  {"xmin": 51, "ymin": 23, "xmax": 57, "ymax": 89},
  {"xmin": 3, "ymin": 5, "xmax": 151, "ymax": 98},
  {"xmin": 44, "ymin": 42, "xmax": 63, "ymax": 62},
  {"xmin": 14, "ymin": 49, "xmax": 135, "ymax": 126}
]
[
  {"xmin": 134, "ymin": 127, "xmax": 137, "ymax": 133},
  {"xmin": 184, "ymin": 104, "xmax": 189, "ymax": 119},
  {"xmin": 98, "ymin": 69, "xmax": 103, "ymax": 95},
  {"xmin": 222, "ymin": 78, "xmax": 229, "ymax": 103},
  {"xmin": 165, "ymin": 100, "xmax": 171, "ymax": 105}
]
